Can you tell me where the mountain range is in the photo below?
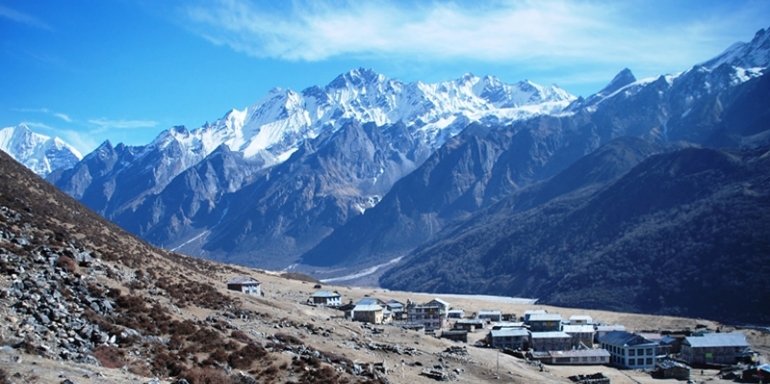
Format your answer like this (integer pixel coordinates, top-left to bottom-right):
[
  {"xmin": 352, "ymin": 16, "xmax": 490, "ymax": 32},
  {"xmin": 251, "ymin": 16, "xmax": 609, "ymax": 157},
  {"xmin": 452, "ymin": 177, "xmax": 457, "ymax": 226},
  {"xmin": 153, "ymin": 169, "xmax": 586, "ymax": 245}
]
[{"xmin": 3, "ymin": 26, "xmax": 770, "ymax": 323}]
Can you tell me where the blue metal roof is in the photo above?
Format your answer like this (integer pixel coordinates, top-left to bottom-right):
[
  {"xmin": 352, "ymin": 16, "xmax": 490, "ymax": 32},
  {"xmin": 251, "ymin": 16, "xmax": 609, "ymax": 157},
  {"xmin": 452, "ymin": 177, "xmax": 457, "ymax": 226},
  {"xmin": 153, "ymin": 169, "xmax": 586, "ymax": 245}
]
[
  {"xmin": 227, "ymin": 276, "xmax": 260, "ymax": 285},
  {"xmin": 598, "ymin": 330, "xmax": 655, "ymax": 347},
  {"xmin": 684, "ymin": 333, "xmax": 749, "ymax": 348}
]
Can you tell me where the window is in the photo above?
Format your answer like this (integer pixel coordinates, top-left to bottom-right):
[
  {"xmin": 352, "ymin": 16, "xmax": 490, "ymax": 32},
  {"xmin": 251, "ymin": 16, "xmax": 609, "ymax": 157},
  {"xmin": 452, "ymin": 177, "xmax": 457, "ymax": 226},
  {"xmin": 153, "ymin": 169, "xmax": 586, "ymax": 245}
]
[
  {"xmin": 646, "ymin": 358, "xmax": 652, "ymax": 365},
  {"xmin": 646, "ymin": 348, "xmax": 653, "ymax": 355},
  {"xmin": 637, "ymin": 348, "xmax": 644, "ymax": 355},
  {"xmin": 629, "ymin": 349, "xmax": 636, "ymax": 356}
]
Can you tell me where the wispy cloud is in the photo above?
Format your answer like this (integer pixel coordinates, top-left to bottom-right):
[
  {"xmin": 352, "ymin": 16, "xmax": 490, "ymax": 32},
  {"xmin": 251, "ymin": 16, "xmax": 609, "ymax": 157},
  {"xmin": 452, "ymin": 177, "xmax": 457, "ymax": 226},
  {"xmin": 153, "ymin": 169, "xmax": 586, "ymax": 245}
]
[
  {"xmin": 88, "ymin": 118, "xmax": 158, "ymax": 132},
  {"xmin": 20, "ymin": 121, "xmax": 58, "ymax": 132},
  {"xmin": 0, "ymin": 5, "xmax": 53, "ymax": 31},
  {"xmin": 182, "ymin": 0, "xmax": 769, "ymax": 75},
  {"xmin": 53, "ymin": 113, "xmax": 72, "ymax": 123},
  {"xmin": 13, "ymin": 108, "xmax": 73, "ymax": 123}
]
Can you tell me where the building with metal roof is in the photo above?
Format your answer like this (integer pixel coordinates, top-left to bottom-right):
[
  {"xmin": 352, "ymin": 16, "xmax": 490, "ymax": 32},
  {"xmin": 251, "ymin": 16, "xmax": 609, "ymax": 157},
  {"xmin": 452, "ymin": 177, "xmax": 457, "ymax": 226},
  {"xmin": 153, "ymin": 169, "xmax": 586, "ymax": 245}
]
[
  {"xmin": 487, "ymin": 328, "xmax": 529, "ymax": 350},
  {"xmin": 563, "ymin": 324, "xmax": 596, "ymax": 348},
  {"xmin": 530, "ymin": 331, "xmax": 572, "ymax": 351},
  {"xmin": 310, "ymin": 290, "xmax": 342, "ymax": 306},
  {"xmin": 352, "ymin": 303, "xmax": 384, "ymax": 324},
  {"xmin": 598, "ymin": 330, "xmax": 657, "ymax": 369},
  {"xmin": 477, "ymin": 309, "xmax": 503, "ymax": 322},
  {"xmin": 529, "ymin": 313, "xmax": 563, "ymax": 332},
  {"xmin": 568, "ymin": 315, "xmax": 593, "ymax": 325},
  {"xmin": 681, "ymin": 332, "xmax": 750, "ymax": 365},
  {"xmin": 226, "ymin": 277, "xmax": 261, "ymax": 295}
]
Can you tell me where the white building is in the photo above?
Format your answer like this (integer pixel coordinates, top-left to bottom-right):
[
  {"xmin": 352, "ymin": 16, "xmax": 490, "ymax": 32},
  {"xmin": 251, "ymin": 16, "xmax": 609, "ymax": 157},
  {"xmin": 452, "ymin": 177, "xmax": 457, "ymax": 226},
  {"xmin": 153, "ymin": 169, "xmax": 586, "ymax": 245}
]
[
  {"xmin": 598, "ymin": 330, "xmax": 657, "ymax": 370},
  {"xmin": 568, "ymin": 315, "xmax": 593, "ymax": 325},
  {"xmin": 477, "ymin": 309, "xmax": 503, "ymax": 322}
]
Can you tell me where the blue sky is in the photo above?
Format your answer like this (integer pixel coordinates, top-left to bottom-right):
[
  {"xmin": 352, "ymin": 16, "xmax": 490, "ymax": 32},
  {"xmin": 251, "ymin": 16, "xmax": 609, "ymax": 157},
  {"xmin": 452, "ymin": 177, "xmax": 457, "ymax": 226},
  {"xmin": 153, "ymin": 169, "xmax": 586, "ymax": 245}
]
[{"xmin": 1, "ymin": 0, "xmax": 768, "ymax": 155}]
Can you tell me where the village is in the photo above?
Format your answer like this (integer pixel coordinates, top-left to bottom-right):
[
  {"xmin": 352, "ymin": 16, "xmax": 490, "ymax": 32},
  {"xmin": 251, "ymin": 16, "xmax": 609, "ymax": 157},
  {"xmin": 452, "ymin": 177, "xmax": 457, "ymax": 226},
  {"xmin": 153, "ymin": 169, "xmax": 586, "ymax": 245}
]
[{"xmin": 227, "ymin": 275, "xmax": 768, "ymax": 383}]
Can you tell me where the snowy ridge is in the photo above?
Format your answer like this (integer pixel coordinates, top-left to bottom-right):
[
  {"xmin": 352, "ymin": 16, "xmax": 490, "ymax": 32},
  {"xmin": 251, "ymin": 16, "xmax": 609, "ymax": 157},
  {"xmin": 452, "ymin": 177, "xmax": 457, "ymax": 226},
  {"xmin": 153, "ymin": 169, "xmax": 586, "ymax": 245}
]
[
  {"xmin": 135, "ymin": 68, "xmax": 577, "ymax": 176},
  {"xmin": 702, "ymin": 26, "xmax": 770, "ymax": 70},
  {"xmin": 0, "ymin": 124, "xmax": 82, "ymax": 177}
]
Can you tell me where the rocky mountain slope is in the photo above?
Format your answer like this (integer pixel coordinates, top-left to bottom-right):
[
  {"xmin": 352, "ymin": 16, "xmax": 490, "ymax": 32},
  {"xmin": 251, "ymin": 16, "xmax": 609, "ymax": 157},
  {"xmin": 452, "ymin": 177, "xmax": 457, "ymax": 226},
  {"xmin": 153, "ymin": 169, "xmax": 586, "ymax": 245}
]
[
  {"xmin": 380, "ymin": 143, "xmax": 770, "ymax": 324},
  {"xmin": 0, "ymin": 150, "xmax": 402, "ymax": 383},
  {"xmin": 300, "ymin": 51, "xmax": 770, "ymax": 278},
  {"xmin": 0, "ymin": 124, "xmax": 82, "ymax": 177},
  {"xmin": 48, "ymin": 71, "xmax": 575, "ymax": 266}
]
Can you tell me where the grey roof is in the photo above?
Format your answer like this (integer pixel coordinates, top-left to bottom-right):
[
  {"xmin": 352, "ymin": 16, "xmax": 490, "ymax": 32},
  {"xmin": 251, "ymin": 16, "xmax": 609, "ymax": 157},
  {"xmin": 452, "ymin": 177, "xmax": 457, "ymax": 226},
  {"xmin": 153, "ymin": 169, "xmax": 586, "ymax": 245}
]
[
  {"xmin": 353, "ymin": 304, "xmax": 383, "ymax": 312},
  {"xmin": 684, "ymin": 333, "xmax": 749, "ymax": 348},
  {"xmin": 312, "ymin": 290, "xmax": 340, "ymax": 298},
  {"xmin": 569, "ymin": 315, "xmax": 593, "ymax": 322},
  {"xmin": 529, "ymin": 313, "xmax": 562, "ymax": 322},
  {"xmin": 548, "ymin": 349, "xmax": 610, "ymax": 358},
  {"xmin": 492, "ymin": 322, "xmax": 524, "ymax": 329},
  {"xmin": 490, "ymin": 328, "xmax": 529, "ymax": 338},
  {"xmin": 478, "ymin": 309, "xmax": 502, "ymax": 315},
  {"xmin": 387, "ymin": 300, "xmax": 404, "ymax": 309},
  {"xmin": 429, "ymin": 298, "xmax": 450, "ymax": 307},
  {"xmin": 227, "ymin": 276, "xmax": 260, "ymax": 285},
  {"xmin": 530, "ymin": 331, "xmax": 572, "ymax": 339},
  {"xmin": 456, "ymin": 319, "xmax": 486, "ymax": 325},
  {"xmin": 563, "ymin": 325, "xmax": 595, "ymax": 334},
  {"xmin": 596, "ymin": 324, "xmax": 626, "ymax": 332},
  {"xmin": 598, "ymin": 330, "xmax": 655, "ymax": 347},
  {"xmin": 659, "ymin": 336, "xmax": 677, "ymax": 344},
  {"xmin": 657, "ymin": 359, "xmax": 689, "ymax": 369},
  {"xmin": 356, "ymin": 298, "xmax": 385, "ymax": 306}
]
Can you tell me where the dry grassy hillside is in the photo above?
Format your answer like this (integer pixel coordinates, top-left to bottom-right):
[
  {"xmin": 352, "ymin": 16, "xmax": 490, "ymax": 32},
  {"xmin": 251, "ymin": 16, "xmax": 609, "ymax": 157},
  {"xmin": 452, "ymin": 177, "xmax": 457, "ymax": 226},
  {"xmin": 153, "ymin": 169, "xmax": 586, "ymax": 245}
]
[{"xmin": 0, "ymin": 150, "xmax": 768, "ymax": 384}]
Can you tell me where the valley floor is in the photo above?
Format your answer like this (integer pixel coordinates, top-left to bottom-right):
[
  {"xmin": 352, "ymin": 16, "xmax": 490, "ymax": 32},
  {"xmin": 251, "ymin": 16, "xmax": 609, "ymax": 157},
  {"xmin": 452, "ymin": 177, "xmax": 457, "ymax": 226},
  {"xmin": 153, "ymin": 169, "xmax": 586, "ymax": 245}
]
[{"xmin": 2, "ymin": 265, "xmax": 768, "ymax": 384}]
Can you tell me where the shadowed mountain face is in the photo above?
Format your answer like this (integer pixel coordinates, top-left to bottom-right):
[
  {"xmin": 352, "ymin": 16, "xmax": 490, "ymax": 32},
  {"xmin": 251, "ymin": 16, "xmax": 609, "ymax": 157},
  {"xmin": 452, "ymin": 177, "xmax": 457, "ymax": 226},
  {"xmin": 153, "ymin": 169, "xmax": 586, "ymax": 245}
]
[
  {"xmin": 299, "ymin": 69, "xmax": 770, "ymax": 277},
  {"xmin": 379, "ymin": 144, "xmax": 770, "ymax": 324}
]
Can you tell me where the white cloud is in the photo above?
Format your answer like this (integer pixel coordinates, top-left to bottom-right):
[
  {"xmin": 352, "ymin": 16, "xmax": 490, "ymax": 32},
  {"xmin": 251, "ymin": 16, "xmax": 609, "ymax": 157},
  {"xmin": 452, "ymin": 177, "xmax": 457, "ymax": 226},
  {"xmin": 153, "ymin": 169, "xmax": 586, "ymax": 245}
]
[
  {"xmin": 185, "ymin": 0, "xmax": 767, "ymax": 64},
  {"xmin": 57, "ymin": 130, "xmax": 100, "ymax": 155},
  {"xmin": 0, "ymin": 5, "xmax": 53, "ymax": 31},
  {"xmin": 88, "ymin": 118, "xmax": 158, "ymax": 132},
  {"xmin": 20, "ymin": 121, "xmax": 57, "ymax": 132},
  {"xmin": 14, "ymin": 108, "xmax": 73, "ymax": 123},
  {"xmin": 53, "ymin": 113, "xmax": 72, "ymax": 123},
  {"xmin": 182, "ymin": 0, "xmax": 769, "ymax": 76}
]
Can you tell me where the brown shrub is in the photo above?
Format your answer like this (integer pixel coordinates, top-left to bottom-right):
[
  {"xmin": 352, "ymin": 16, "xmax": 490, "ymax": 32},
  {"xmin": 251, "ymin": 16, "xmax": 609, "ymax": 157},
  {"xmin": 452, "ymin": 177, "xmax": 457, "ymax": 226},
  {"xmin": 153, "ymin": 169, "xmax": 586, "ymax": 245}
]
[
  {"xmin": 230, "ymin": 330, "xmax": 252, "ymax": 344},
  {"xmin": 228, "ymin": 344, "xmax": 268, "ymax": 370},
  {"xmin": 93, "ymin": 345, "xmax": 125, "ymax": 369},
  {"xmin": 55, "ymin": 255, "xmax": 77, "ymax": 273},
  {"xmin": 128, "ymin": 360, "xmax": 151, "ymax": 377},
  {"xmin": 274, "ymin": 333, "xmax": 302, "ymax": 345},
  {"xmin": 179, "ymin": 366, "xmax": 235, "ymax": 384},
  {"xmin": 151, "ymin": 351, "xmax": 185, "ymax": 378},
  {"xmin": 203, "ymin": 348, "xmax": 228, "ymax": 366},
  {"xmin": 300, "ymin": 365, "xmax": 338, "ymax": 383},
  {"xmin": 172, "ymin": 319, "xmax": 199, "ymax": 336}
]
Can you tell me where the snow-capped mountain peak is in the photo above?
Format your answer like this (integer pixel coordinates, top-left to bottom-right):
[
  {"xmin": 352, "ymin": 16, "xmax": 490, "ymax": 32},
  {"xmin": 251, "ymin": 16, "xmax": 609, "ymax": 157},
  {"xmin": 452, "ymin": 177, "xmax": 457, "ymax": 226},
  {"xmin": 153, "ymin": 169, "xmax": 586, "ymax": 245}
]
[
  {"xmin": 702, "ymin": 25, "xmax": 770, "ymax": 69},
  {"xmin": 0, "ymin": 124, "xmax": 82, "ymax": 177},
  {"xmin": 135, "ymin": 69, "xmax": 577, "ymax": 176}
]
